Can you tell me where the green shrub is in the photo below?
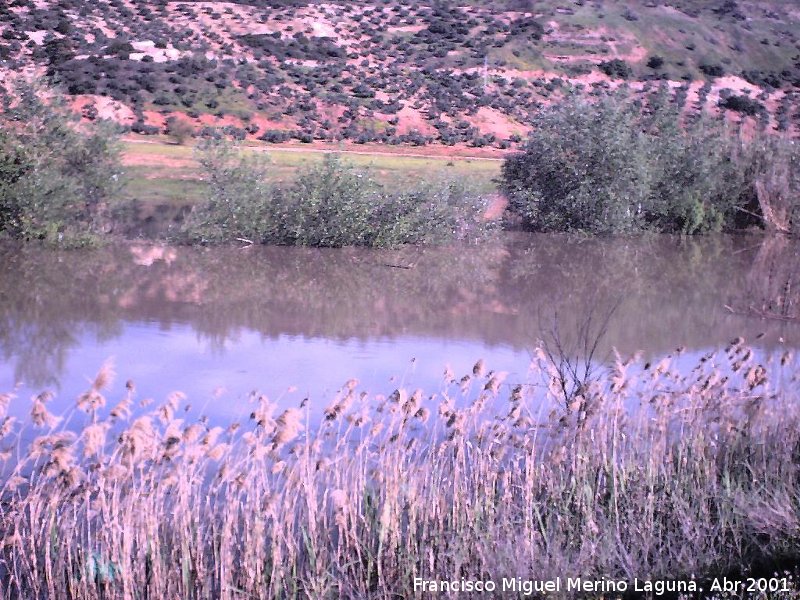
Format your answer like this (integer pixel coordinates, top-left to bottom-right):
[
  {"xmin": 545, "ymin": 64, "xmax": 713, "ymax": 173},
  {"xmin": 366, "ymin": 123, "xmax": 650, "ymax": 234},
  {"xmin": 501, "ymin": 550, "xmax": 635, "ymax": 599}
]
[
  {"xmin": 642, "ymin": 91, "xmax": 747, "ymax": 233},
  {"xmin": 735, "ymin": 133, "xmax": 800, "ymax": 234},
  {"xmin": 0, "ymin": 77, "xmax": 124, "ymax": 244},
  {"xmin": 181, "ymin": 140, "xmax": 276, "ymax": 244},
  {"xmin": 277, "ymin": 154, "xmax": 380, "ymax": 247},
  {"xmin": 698, "ymin": 62, "xmax": 724, "ymax": 78},
  {"xmin": 598, "ymin": 59, "xmax": 632, "ymax": 79},
  {"xmin": 501, "ymin": 93, "xmax": 651, "ymax": 233},
  {"xmin": 372, "ymin": 177, "xmax": 495, "ymax": 246},
  {"xmin": 501, "ymin": 90, "xmax": 751, "ymax": 234},
  {"xmin": 719, "ymin": 94, "xmax": 764, "ymax": 116},
  {"xmin": 164, "ymin": 115, "xmax": 194, "ymax": 145},
  {"xmin": 184, "ymin": 145, "xmax": 496, "ymax": 247}
]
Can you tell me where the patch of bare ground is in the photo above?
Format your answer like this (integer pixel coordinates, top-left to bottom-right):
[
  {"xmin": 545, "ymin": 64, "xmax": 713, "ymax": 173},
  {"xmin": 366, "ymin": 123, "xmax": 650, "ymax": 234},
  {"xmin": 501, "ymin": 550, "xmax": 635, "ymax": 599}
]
[
  {"xmin": 544, "ymin": 25, "xmax": 647, "ymax": 64},
  {"xmin": 466, "ymin": 107, "xmax": 529, "ymax": 139},
  {"xmin": 71, "ymin": 95, "xmax": 136, "ymax": 124},
  {"xmin": 392, "ymin": 104, "xmax": 438, "ymax": 137},
  {"xmin": 482, "ymin": 192, "xmax": 509, "ymax": 220}
]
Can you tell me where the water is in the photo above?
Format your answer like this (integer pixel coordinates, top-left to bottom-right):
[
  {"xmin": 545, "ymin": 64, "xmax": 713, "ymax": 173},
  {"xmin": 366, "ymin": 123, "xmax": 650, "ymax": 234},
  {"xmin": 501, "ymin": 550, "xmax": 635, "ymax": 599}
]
[{"xmin": 1, "ymin": 233, "xmax": 799, "ymax": 425}]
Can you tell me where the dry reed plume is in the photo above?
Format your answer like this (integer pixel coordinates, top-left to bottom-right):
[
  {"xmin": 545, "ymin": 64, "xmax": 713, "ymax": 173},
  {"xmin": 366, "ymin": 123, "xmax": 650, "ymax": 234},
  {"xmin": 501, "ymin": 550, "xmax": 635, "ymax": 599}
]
[{"xmin": 1, "ymin": 344, "xmax": 800, "ymax": 598}]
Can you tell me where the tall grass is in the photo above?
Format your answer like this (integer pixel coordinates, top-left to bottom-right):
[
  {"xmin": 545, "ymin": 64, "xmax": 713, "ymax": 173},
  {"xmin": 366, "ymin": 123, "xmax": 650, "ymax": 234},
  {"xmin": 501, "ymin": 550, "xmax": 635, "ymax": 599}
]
[{"xmin": 1, "ymin": 343, "xmax": 800, "ymax": 598}]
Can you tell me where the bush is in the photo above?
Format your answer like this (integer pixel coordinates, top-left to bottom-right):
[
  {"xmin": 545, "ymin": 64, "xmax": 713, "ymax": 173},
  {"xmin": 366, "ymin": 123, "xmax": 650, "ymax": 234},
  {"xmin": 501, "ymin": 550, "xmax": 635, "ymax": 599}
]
[
  {"xmin": 131, "ymin": 121, "xmax": 160, "ymax": 135},
  {"xmin": 183, "ymin": 145, "xmax": 495, "ymax": 247},
  {"xmin": 259, "ymin": 129, "xmax": 291, "ymax": 143},
  {"xmin": 736, "ymin": 133, "xmax": 800, "ymax": 234},
  {"xmin": 598, "ymin": 59, "xmax": 632, "ymax": 80},
  {"xmin": 698, "ymin": 63, "xmax": 724, "ymax": 78},
  {"xmin": 719, "ymin": 94, "xmax": 764, "ymax": 116},
  {"xmin": 501, "ymin": 91, "xmax": 750, "ymax": 234},
  {"xmin": 371, "ymin": 177, "xmax": 496, "ymax": 246},
  {"xmin": 0, "ymin": 77, "xmax": 124, "ymax": 244},
  {"xmin": 181, "ymin": 139, "xmax": 276, "ymax": 244},
  {"xmin": 276, "ymin": 155, "xmax": 380, "ymax": 246},
  {"xmin": 164, "ymin": 116, "xmax": 195, "ymax": 144}
]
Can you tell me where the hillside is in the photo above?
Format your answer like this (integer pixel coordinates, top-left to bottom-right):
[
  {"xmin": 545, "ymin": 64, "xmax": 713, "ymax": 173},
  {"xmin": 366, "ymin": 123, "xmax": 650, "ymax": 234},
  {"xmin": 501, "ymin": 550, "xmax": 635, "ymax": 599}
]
[{"xmin": 1, "ymin": 0, "xmax": 799, "ymax": 149}]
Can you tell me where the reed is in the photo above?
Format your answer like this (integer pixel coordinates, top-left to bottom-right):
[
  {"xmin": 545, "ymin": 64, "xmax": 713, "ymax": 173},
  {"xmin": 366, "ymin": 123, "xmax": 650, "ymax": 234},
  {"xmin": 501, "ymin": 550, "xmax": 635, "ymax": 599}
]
[{"xmin": 1, "ymin": 345, "xmax": 799, "ymax": 598}]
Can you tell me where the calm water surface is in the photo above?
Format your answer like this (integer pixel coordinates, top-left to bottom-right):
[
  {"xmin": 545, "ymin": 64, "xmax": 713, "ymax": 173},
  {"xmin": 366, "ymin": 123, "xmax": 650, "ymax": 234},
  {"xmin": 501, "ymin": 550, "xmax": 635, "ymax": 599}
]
[{"xmin": 1, "ymin": 233, "xmax": 799, "ymax": 424}]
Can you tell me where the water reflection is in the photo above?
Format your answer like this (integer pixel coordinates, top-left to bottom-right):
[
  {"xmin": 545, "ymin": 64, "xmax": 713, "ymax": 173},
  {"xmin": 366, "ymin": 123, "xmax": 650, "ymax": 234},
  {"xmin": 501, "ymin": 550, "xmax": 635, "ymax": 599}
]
[{"xmin": 1, "ymin": 234, "xmax": 798, "ymax": 420}]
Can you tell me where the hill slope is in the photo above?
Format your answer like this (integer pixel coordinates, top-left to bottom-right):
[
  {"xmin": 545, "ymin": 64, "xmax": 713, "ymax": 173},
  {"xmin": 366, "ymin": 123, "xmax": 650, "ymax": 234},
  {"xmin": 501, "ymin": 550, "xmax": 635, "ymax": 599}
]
[{"xmin": 1, "ymin": 0, "xmax": 798, "ymax": 148}]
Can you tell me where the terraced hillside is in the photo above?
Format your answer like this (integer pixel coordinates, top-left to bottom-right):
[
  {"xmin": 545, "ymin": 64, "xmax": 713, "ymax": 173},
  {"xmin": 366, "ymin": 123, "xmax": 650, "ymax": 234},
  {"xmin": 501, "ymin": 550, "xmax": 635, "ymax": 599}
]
[{"xmin": 1, "ymin": 0, "xmax": 799, "ymax": 148}]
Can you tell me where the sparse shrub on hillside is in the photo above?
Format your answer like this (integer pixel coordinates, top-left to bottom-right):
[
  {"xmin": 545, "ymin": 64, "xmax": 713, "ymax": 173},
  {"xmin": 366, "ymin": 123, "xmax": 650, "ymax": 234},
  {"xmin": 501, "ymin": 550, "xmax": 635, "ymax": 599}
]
[
  {"xmin": 222, "ymin": 125, "xmax": 247, "ymax": 141},
  {"xmin": 720, "ymin": 94, "xmax": 765, "ymax": 116},
  {"xmin": 598, "ymin": 59, "xmax": 632, "ymax": 80},
  {"xmin": 165, "ymin": 116, "xmax": 195, "ymax": 144},
  {"xmin": 259, "ymin": 129, "xmax": 291, "ymax": 143},
  {"xmin": 0, "ymin": 78, "xmax": 123, "ymax": 244},
  {"xmin": 742, "ymin": 69, "xmax": 784, "ymax": 89},
  {"xmin": 698, "ymin": 63, "xmax": 724, "ymax": 78},
  {"xmin": 131, "ymin": 121, "xmax": 160, "ymax": 135}
]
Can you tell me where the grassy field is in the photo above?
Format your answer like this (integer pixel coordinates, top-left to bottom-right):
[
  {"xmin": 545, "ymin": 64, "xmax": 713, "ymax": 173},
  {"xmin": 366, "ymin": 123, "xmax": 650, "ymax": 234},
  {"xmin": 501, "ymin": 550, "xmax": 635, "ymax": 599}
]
[{"xmin": 121, "ymin": 139, "xmax": 503, "ymax": 206}]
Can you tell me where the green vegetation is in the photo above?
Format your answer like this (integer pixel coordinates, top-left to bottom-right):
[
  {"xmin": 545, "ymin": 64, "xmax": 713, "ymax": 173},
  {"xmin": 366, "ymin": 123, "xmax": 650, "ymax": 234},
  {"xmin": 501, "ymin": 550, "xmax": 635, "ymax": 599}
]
[
  {"xmin": 740, "ymin": 134, "xmax": 800, "ymax": 234},
  {"xmin": 720, "ymin": 93, "xmax": 766, "ymax": 116},
  {"xmin": 182, "ymin": 141, "xmax": 497, "ymax": 246},
  {"xmin": 2, "ymin": 343, "xmax": 800, "ymax": 597},
  {"xmin": 598, "ymin": 58, "xmax": 633, "ymax": 80},
  {"xmin": 122, "ymin": 140, "xmax": 501, "ymax": 198},
  {"xmin": 2, "ymin": 0, "xmax": 797, "ymax": 150},
  {"xmin": 164, "ymin": 116, "xmax": 195, "ymax": 145},
  {"xmin": 501, "ymin": 89, "xmax": 798, "ymax": 234},
  {"xmin": 0, "ymin": 78, "xmax": 124, "ymax": 245}
]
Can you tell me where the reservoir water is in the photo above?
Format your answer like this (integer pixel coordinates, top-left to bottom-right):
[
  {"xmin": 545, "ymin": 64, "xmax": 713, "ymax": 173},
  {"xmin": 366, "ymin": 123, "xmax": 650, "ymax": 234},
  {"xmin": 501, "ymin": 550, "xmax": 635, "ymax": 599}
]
[{"xmin": 2, "ymin": 233, "xmax": 798, "ymax": 425}]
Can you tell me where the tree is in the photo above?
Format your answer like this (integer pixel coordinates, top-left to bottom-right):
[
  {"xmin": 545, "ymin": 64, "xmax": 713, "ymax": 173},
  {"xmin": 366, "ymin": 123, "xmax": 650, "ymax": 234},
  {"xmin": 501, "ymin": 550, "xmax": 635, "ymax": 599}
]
[
  {"xmin": 165, "ymin": 116, "xmax": 195, "ymax": 145},
  {"xmin": 501, "ymin": 93, "xmax": 650, "ymax": 233},
  {"xmin": 501, "ymin": 90, "xmax": 749, "ymax": 234},
  {"xmin": 0, "ymin": 77, "xmax": 124, "ymax": 244}
]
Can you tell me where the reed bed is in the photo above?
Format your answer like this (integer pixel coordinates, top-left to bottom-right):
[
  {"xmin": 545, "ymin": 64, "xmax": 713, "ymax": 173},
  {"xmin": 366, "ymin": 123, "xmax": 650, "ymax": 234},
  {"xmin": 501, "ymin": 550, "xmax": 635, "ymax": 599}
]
[{"xmin": 1, "ymin": 342, "xmax": 800, "ymax": 599}]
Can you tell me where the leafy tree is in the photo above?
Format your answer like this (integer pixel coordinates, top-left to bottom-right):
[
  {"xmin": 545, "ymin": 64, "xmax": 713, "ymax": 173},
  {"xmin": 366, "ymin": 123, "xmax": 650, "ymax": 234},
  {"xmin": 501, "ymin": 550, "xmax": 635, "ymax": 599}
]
[
  {"xmin": 165, "ymin": 116, "xmax": 195, "ymax": 144},
  {"xmin": 0, "ymin": 77, "xmax": 124, "ymax": 244},
  {"xmin": 502, "ymin": 93, "xmax": 650, "ymax": 233},
  {"xmin": 501, "ymin": 90, "xmax": 750, "ymax": 234}
]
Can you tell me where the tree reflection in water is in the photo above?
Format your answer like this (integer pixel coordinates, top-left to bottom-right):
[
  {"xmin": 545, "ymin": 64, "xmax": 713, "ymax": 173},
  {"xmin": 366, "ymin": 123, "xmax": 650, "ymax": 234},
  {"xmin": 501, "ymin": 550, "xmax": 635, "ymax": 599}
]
[{"xmin": 0, "ymin": 233, "xmax": 798, "ymax": 395}]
